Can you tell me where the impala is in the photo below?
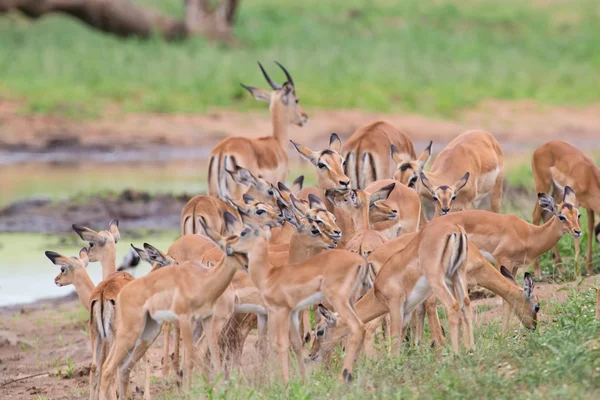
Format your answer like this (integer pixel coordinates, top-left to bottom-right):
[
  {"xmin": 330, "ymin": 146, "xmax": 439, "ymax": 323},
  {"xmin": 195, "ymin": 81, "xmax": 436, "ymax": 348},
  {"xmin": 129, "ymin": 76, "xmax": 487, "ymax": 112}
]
[
  {"xmin": 308, "ymin": 217, "xmax": 472, "ymax": 380},
  {"xmin": 418, "ymin": 130, "xmax": 504, "ymax": 216},
  {"xmin": 391, "ymin": 141, "xmax": 432, "ymax": 189},
  {"xmin": 99, "ymin": 212, "xmax": 248, "ymax": 398},
  {"xmin": 227, "ymin": 211, "xmax": 367, "ymax": 383},
  {"xmin": 342, "ymin": 121, "xmax": 416, "ymax": 189},
  {"xmin": 208, "ymin": 62, "xmax": 307, "ymax": 199},
  {"xmin": 531, "ymin": 140, "xmax": 600, "ymax": 276}
]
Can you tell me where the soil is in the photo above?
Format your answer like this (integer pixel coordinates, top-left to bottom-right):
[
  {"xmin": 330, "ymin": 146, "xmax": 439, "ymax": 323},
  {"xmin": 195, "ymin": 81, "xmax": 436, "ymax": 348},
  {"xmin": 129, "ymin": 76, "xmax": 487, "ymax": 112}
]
[
  {"xmin": 0, "ymin": 189, "xmax": 191, "ymax": 234},
  {"xmin": 1, "ymin": 100, "xmax": 600, "ymax": 158},
  {"xmin": 1, "ymin": 274, "xmax": 598, "ymax": 400}
]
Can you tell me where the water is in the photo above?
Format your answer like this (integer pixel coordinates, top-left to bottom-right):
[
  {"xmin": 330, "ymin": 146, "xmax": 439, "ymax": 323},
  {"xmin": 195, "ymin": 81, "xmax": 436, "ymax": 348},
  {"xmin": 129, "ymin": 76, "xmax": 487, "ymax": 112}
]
[{"xmin": 0, "ymin": 232, "xmax": 179, "ymax": 307}]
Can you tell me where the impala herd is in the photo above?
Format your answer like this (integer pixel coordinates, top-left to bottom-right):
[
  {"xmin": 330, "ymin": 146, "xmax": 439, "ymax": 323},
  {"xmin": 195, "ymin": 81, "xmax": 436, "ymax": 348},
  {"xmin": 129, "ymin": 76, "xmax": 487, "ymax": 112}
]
[{"xmin": 44, "ymin": 62, "xmax": 600, "ymax": 399}]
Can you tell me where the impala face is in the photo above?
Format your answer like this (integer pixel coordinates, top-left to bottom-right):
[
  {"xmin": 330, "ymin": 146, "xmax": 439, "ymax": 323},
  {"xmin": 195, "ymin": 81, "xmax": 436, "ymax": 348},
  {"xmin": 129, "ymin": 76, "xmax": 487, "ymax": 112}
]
[
  {"xmin": 241, "ymin": 61, "xmax": 308, "ymax": 128},
  {"xmin": 500, "ymin": 266, "xmax": 539, "ymax": 330},
  {"xmin": 305, "ymin": 194, "xmax": 341, "ymax": 241},
  {"xmin": 391, "ymin": 141, "xmax": 432, "ymax": 190},
  {"xmin": 45, "ymin": 248, "xmax": 89, "ymax": 287},
  {"xmin": 292, "ymin": 134, "xmax": 351, "ymax": 191},
  {"xmin": 538, "ymin": 186, "xmax": 582, "ymax": 238},
  {"xmin": 72, "ymin": 220, "xmax": 120, "ymax": 262},
  {"xmin": 199, "ymin": 212, "xmax": 250, "ymax": 271},
  {"xmin": 229, "ymin": 194, "xmax": 283, "ymax": 228},
  {"xmin": 225, "ymin": 165, "xmax": 279, "ymax": 207},
  {"xmin": 307, "ymin": 304, "xmax": 339, "ymax": 362},
  {"xmin": 420, "ymin": 172, "xmax": 470, "ymax": 215}
]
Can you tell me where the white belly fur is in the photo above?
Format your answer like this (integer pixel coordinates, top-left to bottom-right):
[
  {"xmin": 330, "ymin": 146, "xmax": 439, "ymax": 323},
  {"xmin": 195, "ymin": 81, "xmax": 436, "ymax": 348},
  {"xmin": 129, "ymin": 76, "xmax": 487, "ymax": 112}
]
[
  {"xmin": 474, "ymin": 168, "xmax": 500, "ymax": 203},
  {"xmin": 404, "ymin": 277, "xmax": 432, "ymax": 314},
  {"xmin": 150, "ymin": 310, "xmax": 178, "ymax": 322},
  {"xmin": 293, "ymin": 292, "xmax": 325, "ymax": 313}
]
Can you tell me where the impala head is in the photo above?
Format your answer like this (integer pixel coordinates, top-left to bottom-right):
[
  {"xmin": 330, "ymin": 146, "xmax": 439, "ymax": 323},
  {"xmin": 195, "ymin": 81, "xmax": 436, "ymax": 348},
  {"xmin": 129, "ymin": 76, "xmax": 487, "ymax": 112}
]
[
  {"xmin": 226, "ymin": 194, "xmax": 283, "ymax": 228},
  {"xmin": 200, "ymin": 212, "xmax": 250, "ymax": 270},
  {"xmin": 225, "ymin": 164, "xmax": 278, "ymax": 206},
  {"xmin": 131, "ymin": 243, "xmax": 177, "ymax": 272},
  {"xmin": 420, "ymin": 172, "xmax": 470, "ymax": 215},
  {"xmin": 241, "ymin": 61, "xmax": 308, "ymax": 127},
  {"xmin": 308, "ymin": 304, "xmax": 339, "ymax": 362},
  {"xmin": 303, "ymin": 194, "xmax": 341, "ymax": 243},
  {"xmin": 538, "ymin": 186, "xmax": 582, "ymax": 238},
  {"xmin": 291, "ymin": 133, "xmax": 350, "ymax": 191},
  {"xmin": 326, "ymin": 183, "xmax": 397, "ymax": 223},
  {"xmin": 392, "ymin": 141, "xmax": 432, "ymax": 189},
  {"xmin": 45, "ymin": 247, "xmax": 89, "ymax": 287},
  {"xmin": 500, "ymin": 266, "xmax": 539, "ymax": 329},
  {"xmin": 72, "ymin": 219, "xmax": 120, "ymax": 262}
]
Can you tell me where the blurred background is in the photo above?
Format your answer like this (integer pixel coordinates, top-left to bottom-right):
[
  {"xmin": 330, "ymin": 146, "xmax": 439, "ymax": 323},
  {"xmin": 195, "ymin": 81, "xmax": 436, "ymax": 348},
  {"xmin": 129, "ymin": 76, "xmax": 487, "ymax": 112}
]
[{"xmin": 0, "ymin": 0, "xmax": 599, "ymax": 305}]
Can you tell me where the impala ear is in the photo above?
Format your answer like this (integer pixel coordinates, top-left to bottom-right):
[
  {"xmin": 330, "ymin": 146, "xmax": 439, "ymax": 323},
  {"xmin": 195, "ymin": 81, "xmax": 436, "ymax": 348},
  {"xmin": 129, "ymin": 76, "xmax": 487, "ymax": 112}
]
[
  {"xmin": 290, "ymin": 140, "xmax": 319, "ymax": 165},
  {"xmin": 225, "ymin": 164, "xmax": 258, "ymax": 186},
  {"xmin": 369, "ymin": 183, "xmax": 395, "ymax": 204},
  {"xmin": 142, "ymin": 243, "xmax": 171, "ymax": 266},
  {"xmin": 500, "ymin": 266, "xmax": 516, "ymax": 283},
  {"xmin": 290, "ymin": 194, "xmax": 310, "ymax": 215},
  {"xmin": 420, "ymin": 172, "xmax": 435, "ymax": 195},
  {"xmin": 562, "ymin": 186, "xmax": 577, "ymax": 206},
  {"xmin": 308, "ymin": 194, "xmax": 326, "ymax": 210},
  {"xmin": 453, "ymin": 172, "xmax": 470, "ymax": 193},
  {"xmin": 277, "ymin": 199, "xmax": 301, "ymax": 228},
  {"xmin": 45, "ymin": 250, "xmax": 70, "ymax": 267},
  {"xmin": 324, "ymin": 189, "xmax": 340, "ymax": 207},
  {"xmin": 538, "ymin": 193, "xmax": 557, "ymax": 214},
  {"xmin": 240, "ymin": 84, "xmax": 271, "ymax": 102},
  {"xmin": 224, "ymin": 211, "xmax": 243, "ymax": 235},
  {"xmin": 108, "ymin": 219, "xmax": 120, "ymax": 243},
  {"xmin": 130, "ymin": 244, "xmax": 152, "ymax": 265},
  {"xmin": 523, "ymin": 272, "xmax": 535, "ymax": 300},
  {"xmin": 242, "ymin": 194, "xmax": 255, "ymax": 205},
  {"xmin": 417, "ymin": 141, "xmax": 433, "ymax": 168},
  {"xmin": 317, "ymin": 304, "xmax": 337, "ymax": 326},
  {"xmin": 390, "ymin": 144, "xmax": 404, "ymax": 165},
  {"xmin": 328, "ymin": 133, "xmax": 342, "ymax": 153},
  {"xmin": 291, "ymin": 175, "xmax": 304, "ymax": 193},
  {"xmin": 347, "ymin": 190, "xmax": 359, "ymax": 207},
  {"xmin": 78, "ymin": 247, "xmax": 89, "ymax": 267},
  {"xmin": 72, "ymin": 224, "xmax": 102, "ymax": 244}
]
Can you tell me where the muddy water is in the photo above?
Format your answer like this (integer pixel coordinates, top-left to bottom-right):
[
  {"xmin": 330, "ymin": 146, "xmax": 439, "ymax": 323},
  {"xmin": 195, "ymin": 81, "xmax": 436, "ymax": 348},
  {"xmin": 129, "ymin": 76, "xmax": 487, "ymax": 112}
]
[{"xmin": 0, "ymin": 232, "xmax": 179, "ymax": 307}]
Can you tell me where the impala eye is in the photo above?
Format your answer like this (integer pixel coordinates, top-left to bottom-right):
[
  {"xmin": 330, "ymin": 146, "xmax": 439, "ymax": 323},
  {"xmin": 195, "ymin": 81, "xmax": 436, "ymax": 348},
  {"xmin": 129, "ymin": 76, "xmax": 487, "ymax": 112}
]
[
  {"xmin": 451, "ymin": 195, "xmax": 457, "ymax": 201},
  {"xmin": 577, "ymin": 214, "xmax": 581, "ymax": 219},
  {"xmin": 316, "ymin": 329, "xmax": 325, "ymax": 337},
  {"xmin": 89, "ymin": 242, "xmax": 94, "ymax": 248},
  {"xmin": 433, "ymin": 196, "xmax": 439, "ymax": 202},
  {"xmin": 241, "ymin": 229, "xmax": 248, "ymax": 237},
  {"xmin": 60, "ymin": 267, "xmax": 66, "ymax": 274},
  {"xmin": 311, "ymin": 228, "xmax": 320, "ymax": 236},
  {"xmin": 256, "ymin": 209, "xmax": 265, "ymax": 215},
  {"xmin": 559, "ymin": 215, "xmax": 567, "ymax": 222},
  {"xmin": 318, "ymin": 163, "xmax": 326, "ymax": 169}
]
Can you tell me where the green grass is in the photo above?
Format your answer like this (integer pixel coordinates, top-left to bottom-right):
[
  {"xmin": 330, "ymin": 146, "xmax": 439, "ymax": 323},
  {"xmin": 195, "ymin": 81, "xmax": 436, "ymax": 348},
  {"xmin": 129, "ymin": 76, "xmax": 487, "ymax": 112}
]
[
  {"xmin": 0, "ymin": 0, "xmax": 599, "ymax": 117},
  {"xmin": 166, "ymin": 287, "xmax": 600, "ymax": 399}
]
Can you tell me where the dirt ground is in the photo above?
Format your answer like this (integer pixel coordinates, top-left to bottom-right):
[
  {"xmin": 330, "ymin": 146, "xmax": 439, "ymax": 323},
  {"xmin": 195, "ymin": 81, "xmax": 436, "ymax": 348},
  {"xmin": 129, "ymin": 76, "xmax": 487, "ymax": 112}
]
[
  {"xmin": 1, "ymin": 100, "xmax": 600, "ymax": 153},
  {"xmin": 1, "ymin": 274, "xmax": 598, "ymax": 400}
]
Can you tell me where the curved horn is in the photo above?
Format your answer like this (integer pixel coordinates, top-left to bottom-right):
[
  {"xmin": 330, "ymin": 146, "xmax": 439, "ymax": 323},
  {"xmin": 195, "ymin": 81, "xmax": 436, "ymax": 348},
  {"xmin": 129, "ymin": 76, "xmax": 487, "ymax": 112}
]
[
  {"xmin": 258, "ymin": 62, "xmax": 280, "ymax": 90},
  {"xmin": 274, "ymin": 61, "xmax": 294, "ymax": 87}
]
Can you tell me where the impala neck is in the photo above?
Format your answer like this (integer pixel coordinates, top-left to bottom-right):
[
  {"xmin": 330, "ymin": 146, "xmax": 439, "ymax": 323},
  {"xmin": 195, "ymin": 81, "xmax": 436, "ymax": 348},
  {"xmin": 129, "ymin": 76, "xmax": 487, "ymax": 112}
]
[
  {"xmin": 351, "ymin": 201, "xmax": 370, "ymax": 231},
  {"xmin": 527, "ymin": 216, "xmax": 564, "ymax": 258},
  {"xmin": 288, "ymin": 230, "xmax": 326, "ymax": 264},
  {"xmin": 468, "ymin": 256, "xmax": 534, "ymax": 325},
  {"xmin": 271, "ymin": 103, "xmax": 289, "ymax": 147},
  {"xmin": 200, "ymin": 254, "xmax": 241, "ymax": 299},
  {"xmin": 99, "ymin": 246, "xmax": 117, "ymax": 280},
  {"xmin": 73, "ymin": 269, "xmax": 95, "ymax": 312},
  {"xmin": 247, "ymin": 238, "xmax": 272, "ymax": 292}
]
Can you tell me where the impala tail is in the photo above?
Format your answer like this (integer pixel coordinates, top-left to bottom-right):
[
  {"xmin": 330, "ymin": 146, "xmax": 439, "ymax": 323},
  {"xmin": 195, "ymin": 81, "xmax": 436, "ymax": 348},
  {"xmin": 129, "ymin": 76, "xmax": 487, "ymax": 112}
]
[
  {"xmin": 360, "ymin": 152, "xmax": 377, "ymax": 189},
  {"xmin": 91, "ymin": 294, "xmax": 115, "ymax": 340},
  {"xmin": 443, "ymin": 226, "xmax": 468, "ymax": 278},
  {"xmin": 344, "ymin": 151, "xmax": 358, "ymax": 189},
  {"xmin": 208, "ymin": 154, "xmax": 220, "ymax": 197}
]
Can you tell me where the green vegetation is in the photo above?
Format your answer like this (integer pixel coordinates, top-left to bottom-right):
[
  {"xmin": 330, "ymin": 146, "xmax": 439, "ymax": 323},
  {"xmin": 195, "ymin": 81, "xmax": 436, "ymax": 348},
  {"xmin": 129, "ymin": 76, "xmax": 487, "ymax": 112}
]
[
  {"xmin": 1, "ymin": 0, "xmax": 599, "ymax": 117},
  {"xmin": 175, "ymin": 287, "xmax": 600, "ymax": 399}
]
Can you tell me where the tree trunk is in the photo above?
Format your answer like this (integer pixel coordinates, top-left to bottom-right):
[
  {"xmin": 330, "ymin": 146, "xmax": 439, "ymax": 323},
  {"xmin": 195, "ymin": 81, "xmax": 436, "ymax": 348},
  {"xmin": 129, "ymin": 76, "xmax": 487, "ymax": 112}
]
[{"xmin": 0, "ymin": 0, "xmax": 240, "ymax": 41}]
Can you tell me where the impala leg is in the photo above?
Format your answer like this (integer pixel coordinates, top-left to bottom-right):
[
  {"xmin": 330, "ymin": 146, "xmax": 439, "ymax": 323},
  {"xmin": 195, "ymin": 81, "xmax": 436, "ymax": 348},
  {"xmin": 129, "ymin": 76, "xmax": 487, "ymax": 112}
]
[
  {"xmin": 413, "ymin": 303, "xmax": 425, "ymax": 346},
  {"xmin": 587, "ymin": 209, "xmax": 595, "ymax": 275},
  {"xmin": 424, "ymin": 295, "xmax": 445, "ymax": 347},
  {"xmin": 388, "ymin": 298, "xmax": 405, "ymax": 357},
  {"xmin": 574, "ymin": 235, "xmax": 582, "ymax": 275},
  {"xmin": 161, "ymin": 322, "xmax": 171, "ymax": 377},
  {"xmin": 202, "ymin": 316, "xmax": 222, "ymax": 379},
  {"xmin": 531, "ymin": 201, "xmax": 546, "ymax": 277},
  {"xmin": 500, "ymin": 263, "xmax": 518, "ymax": 331},
  {"xmin": 271, "ymin": 308, "xmax": 291, "ymax": 383},
  {"xmin": 173, "ymin": 323, "xmax": 181, "ymax": 378},
  {"xmin": 89, "ymin": 325, "xmax": 102, "ymax": 400},
  {"xmin": 596, "ymin": 287, "xmax": 600, "ymax": 320},
  {"xmin": 257, "ymin": 314, "xmax": 268, "ymax": 360},
  {"xmin": 362, "ymin": 317, "xmax": 381, "ymax": 357},
  {"xmin": 453, "ymin": 271, "xmax": 474, "ymax": 350},
  {"xmin": 143, "ymin": 355, "xmax": 151, "ymax": 400},
  {"xmin": 301, "ymin": 310, "xmax": 312, "ymax": 344},
  {"xmin": 490, "ymin": 169, "xmax": 504, "ymax": 213},
  {"xmin": 430, "ymin": 281, "xmax": 460, "ymax": 352},
  {"xmin": 289, "ymin": 310, "xmax": 306, "ymax": 382},
  {"xmin": 329, "ymin": 299, "xmax": 365, "ymax": 383},
  {"xmin": 179, "ymin": 318, "xmax": 195, "ymax": 392}
]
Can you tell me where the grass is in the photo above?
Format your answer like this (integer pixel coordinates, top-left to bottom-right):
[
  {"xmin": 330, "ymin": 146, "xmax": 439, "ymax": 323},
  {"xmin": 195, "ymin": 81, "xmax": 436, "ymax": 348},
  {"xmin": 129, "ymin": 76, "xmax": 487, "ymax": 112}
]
[
  {"xmin": 170, "ymin": 287, "xmax": 600, "ymax": 399},
  {"xmin": 0, "ymin": 0, "xmax": 599, "ymax": 117}
]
